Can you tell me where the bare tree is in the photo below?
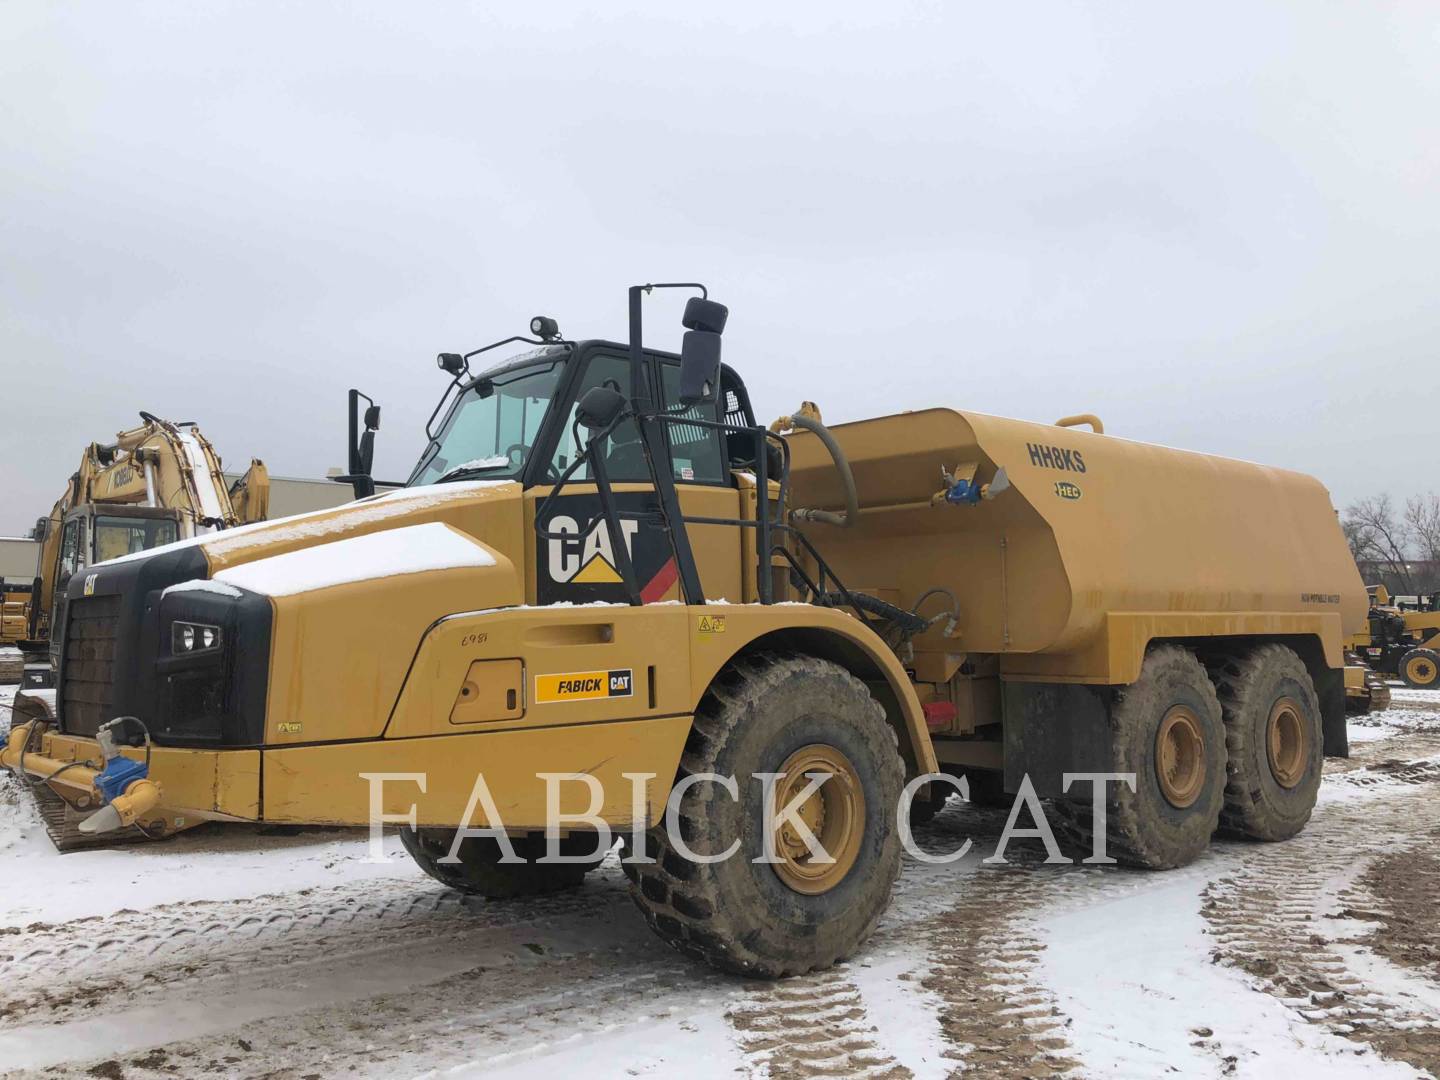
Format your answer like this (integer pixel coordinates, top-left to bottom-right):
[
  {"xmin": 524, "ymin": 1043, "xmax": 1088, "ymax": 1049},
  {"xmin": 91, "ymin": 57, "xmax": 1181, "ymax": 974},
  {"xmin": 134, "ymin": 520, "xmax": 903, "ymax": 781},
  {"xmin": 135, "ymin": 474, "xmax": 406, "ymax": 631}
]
[
  {"xmin": 1405, "ymin": 494, "xmax": 1440, "ymax": 592},
  {"xmin": 1344, "ymin": 493, "xmax": 1415, "ymax": 594}
]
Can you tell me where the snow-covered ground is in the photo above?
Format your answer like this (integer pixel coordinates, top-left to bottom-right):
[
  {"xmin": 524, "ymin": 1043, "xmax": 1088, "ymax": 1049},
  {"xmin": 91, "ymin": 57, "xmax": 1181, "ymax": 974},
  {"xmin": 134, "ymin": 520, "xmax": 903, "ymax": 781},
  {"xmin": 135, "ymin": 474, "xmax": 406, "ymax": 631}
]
[{"xmin": 2, "ymin": 684, "xmax": 1439, "ymax": 1079}]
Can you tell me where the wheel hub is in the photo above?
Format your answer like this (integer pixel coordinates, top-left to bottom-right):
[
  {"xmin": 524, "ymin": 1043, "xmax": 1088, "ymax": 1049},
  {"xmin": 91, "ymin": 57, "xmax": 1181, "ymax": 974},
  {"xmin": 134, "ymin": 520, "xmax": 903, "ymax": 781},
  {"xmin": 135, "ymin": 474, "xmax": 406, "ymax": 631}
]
[
  {"xmin": 1266, "ymin": 696, "xmax": 1307, "ymax": 789},
  {"xmin": 770, "ymin": 744, "xmax": 865, "ymax": 896},
  {"xmin": 1407, "ymin": 655, "xmax": 1437, "ymax": 686},
  {"xmin": 1155, "ymin": 705, "xmax": 1206, "ymax": 809}
]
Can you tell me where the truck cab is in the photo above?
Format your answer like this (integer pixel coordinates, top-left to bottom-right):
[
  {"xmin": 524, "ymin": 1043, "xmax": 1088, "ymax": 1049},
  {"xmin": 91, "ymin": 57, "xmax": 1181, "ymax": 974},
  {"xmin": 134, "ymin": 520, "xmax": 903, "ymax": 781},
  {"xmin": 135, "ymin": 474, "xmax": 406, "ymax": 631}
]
[{"xmin": 409, "ymin": 339, "xmax": 760, "ymax": 607}]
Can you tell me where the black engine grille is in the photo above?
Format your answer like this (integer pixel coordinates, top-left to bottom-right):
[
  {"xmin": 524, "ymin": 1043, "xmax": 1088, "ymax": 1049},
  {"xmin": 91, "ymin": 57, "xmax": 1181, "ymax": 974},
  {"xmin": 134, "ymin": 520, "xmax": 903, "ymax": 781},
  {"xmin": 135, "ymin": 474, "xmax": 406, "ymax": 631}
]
[{"xmin": 61, "ymin": 595, "xmax": 121, "ymax": 737}]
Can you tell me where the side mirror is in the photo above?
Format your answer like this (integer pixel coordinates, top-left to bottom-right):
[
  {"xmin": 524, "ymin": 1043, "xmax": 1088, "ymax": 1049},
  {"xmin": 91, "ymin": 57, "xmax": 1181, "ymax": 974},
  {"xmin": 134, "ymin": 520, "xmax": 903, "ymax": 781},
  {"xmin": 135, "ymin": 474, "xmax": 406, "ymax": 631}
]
[
  {"xmin": 576, "ymin": 386, "xmax": 627, "ymax": 431},
  {"xmin": 682, "ymin": 297, "xmax": 728, "ymax": 335},
  {"xmin": 357, "ymin": 429, "xmax": 376, "ymax": 477},
  {"xmin": 678, "ymin": 298, "xmax": 728, "ymax": 408},
  {"xmin": 342, "ymin": 389, "xmax": 380, "ymax": 499}
]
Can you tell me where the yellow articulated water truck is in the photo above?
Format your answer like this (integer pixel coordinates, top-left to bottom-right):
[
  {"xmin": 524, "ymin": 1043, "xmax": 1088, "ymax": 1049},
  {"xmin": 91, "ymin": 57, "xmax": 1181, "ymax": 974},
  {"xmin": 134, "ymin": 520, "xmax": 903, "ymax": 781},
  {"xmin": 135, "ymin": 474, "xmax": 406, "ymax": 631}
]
[{"xmin": 2, "ymin": 285, "xmax": 1365, "ymax": 977}]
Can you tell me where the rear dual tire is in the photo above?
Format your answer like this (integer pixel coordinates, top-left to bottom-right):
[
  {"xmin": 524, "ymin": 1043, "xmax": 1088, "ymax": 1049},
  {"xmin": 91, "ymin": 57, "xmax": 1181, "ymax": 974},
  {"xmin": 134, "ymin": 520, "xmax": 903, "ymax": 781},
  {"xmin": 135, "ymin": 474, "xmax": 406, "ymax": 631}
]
[
  {"xmin": 1059, "ymin": 643, "xmax": 1324, "ymax": 867},
  {"xmin": 1209, "ymin": 644, "xmax": 1323, "ymax": 841}
]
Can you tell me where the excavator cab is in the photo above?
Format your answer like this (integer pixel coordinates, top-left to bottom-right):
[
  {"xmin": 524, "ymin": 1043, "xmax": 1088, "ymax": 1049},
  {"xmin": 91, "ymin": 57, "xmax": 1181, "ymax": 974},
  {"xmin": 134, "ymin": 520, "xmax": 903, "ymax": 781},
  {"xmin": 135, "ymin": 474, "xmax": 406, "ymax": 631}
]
[{"xmin": 42, "ymin": 504, "xmax": 183, "ymax": 673}]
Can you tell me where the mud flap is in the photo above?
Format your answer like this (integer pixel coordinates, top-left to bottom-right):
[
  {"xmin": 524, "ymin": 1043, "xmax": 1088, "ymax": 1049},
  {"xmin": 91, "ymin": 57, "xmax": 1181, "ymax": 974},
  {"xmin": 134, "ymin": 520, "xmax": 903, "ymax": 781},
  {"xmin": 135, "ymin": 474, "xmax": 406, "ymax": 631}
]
[
  {"xmin": 1002, "ymin": 682, "xmax": 1114, "ymax": 799},
  {"xmin": 1315, "ymin": 666, "xmax": 1349, "ymax": 759}
]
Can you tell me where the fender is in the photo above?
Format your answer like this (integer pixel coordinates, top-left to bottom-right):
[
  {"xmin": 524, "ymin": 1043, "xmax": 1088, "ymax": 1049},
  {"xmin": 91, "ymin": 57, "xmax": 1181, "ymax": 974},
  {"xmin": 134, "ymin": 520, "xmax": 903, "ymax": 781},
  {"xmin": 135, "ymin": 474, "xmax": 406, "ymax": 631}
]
[{"xmin": 686, "ymin": 605, "xmax": 938, "ymax": 776}]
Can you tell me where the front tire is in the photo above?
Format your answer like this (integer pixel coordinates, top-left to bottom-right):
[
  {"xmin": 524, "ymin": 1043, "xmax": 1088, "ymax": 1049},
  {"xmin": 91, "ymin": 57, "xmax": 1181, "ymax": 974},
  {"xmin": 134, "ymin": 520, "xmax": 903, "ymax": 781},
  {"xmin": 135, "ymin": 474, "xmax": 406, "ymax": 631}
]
[
  {"xmin": 624, "ymin": 653, "xmax": 904, "ymax": 978},
  {"xmin": 1400, "ymin": 647, "xmax": 1440, "ymax": 689}
]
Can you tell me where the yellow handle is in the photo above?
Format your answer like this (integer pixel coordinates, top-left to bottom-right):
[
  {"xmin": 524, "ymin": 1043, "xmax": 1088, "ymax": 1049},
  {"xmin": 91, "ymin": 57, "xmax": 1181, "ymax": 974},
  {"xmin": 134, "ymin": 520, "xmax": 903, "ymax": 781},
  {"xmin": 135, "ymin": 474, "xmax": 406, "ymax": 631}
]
[{"xmin": 1055, "ymin": 414, "xmax": 1104, "ymax": 434}]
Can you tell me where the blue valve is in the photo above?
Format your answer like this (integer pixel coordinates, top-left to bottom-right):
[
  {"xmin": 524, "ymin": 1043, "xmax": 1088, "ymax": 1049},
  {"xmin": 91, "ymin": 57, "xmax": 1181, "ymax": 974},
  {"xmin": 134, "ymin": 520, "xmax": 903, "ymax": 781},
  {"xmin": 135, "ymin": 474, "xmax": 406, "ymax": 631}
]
[
  {"xmin": 944, "ymin": 476, "xmax": 983, "ymax": 505},
  {"xmin": 95, "ymin": 754, "xmax": 148, "ymax": 804}
]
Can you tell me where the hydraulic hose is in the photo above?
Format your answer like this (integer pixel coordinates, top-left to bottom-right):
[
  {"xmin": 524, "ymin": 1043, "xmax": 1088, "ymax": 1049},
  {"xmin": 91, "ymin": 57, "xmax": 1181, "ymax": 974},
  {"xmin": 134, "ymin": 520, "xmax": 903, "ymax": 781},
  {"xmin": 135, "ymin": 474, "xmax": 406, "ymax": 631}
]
[{"xmin": 786, "ymin": 413, "xmax": 859, "ymax": 529}]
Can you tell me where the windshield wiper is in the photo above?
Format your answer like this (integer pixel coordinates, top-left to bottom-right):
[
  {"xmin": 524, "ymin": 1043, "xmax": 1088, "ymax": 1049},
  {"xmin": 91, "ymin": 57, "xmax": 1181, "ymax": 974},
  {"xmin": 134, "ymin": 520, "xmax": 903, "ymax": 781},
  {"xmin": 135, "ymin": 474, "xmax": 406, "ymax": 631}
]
[{"xmin": 435, "ymin": 460, "xmax": 512, "ymax": 484}]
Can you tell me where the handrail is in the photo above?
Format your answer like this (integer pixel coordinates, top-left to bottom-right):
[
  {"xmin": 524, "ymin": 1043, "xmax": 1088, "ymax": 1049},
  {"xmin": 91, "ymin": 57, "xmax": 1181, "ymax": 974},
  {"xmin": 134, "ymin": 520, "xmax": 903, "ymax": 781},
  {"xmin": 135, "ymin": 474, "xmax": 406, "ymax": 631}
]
[{"xmin": 1055, "ymin": 413, "xmax": 1104, "ymax": 434}]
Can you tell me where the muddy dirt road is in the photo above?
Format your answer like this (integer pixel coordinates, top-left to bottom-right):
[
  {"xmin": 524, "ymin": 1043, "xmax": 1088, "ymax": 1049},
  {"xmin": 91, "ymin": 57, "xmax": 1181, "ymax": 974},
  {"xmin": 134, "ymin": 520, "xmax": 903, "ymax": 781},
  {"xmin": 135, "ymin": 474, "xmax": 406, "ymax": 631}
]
[{"xmin": 2, "ymin": 688, "xmax": 1439, "ymax": 1079}]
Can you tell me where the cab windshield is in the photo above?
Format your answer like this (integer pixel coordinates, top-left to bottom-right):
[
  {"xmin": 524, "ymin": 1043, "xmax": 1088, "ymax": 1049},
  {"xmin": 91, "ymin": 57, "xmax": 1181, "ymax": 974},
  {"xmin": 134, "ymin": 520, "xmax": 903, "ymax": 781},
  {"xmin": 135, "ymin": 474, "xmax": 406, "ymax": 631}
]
[
  {"xmin": 93, "ymin": 515, "xmax": 179, "ymax": 562},
  {"xmin": 408, "ymin": 357, "xmax": 566, "ymax": 486}
]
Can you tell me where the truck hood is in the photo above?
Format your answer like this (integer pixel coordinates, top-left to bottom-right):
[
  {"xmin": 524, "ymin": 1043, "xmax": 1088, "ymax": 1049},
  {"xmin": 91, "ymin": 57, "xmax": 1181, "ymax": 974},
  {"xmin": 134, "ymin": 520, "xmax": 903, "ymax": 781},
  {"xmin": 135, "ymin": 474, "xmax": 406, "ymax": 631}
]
[{"xmin": 99, "ymin": 480, "xmax": 520, "ymax": 579}]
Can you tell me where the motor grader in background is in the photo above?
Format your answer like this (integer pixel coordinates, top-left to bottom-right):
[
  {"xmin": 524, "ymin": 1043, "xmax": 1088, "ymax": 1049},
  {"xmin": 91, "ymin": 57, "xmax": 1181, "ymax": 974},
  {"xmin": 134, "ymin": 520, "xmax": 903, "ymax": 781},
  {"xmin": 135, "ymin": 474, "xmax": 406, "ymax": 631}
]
[
  {"xmin": 2, "ymin": 285, "xmax": 1365, "ymax": 978},
  {"xmin": 16, "ymin": 412, "xmax": 269, "ymax": 691},
  {"xmin": 1344, "ymin": 584, "xmax": 1440, "ymax": 690}
]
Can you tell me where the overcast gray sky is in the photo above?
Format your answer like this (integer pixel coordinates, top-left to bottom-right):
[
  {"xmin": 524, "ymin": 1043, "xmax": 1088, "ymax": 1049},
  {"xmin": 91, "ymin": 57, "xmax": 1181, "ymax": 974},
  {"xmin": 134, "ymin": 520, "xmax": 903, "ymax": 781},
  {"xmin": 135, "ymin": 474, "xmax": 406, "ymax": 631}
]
[{"xmin": 2, "ymin": 2, "xmax": 1437, "ymax": 536}]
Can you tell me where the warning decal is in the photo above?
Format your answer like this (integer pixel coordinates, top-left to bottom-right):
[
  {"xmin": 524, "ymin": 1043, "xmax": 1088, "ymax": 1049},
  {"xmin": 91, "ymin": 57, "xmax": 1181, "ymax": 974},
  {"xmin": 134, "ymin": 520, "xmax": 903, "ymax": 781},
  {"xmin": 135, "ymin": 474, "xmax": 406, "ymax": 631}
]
[{"xmin": 535, "ymin": 669, "xmax": 634, "ymax": 703}]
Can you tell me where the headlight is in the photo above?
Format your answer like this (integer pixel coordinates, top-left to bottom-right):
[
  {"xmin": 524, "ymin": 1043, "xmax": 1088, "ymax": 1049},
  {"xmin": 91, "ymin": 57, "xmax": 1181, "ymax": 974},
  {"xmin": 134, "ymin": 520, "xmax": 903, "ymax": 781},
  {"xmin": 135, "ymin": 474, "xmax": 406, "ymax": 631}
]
[{"xmin": 172, "ymin": 621, "xmax": 222, "ymax": 654}]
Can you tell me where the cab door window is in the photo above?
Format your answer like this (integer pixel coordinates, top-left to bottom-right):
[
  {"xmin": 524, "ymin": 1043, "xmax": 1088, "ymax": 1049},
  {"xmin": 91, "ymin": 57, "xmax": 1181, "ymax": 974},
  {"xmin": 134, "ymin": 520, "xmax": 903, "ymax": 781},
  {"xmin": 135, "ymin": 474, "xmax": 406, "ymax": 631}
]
[
  {"xmin": 549, "ymin": 353, "xmax": 648, "ymax": 482},
  {"xmin": 57, "ymin": 518, "xmax": 86, "ymax": 586},
  {"xmin": 659, "ymin": 362, "xmax": 726, "ymax": 484}
]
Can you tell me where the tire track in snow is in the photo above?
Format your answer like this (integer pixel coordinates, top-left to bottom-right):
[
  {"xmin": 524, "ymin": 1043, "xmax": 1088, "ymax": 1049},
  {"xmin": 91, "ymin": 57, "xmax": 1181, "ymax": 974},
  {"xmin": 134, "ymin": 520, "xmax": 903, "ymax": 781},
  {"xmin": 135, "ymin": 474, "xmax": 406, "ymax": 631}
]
[
  {"xmin": 715, "ymin": 803, "xmax": 1169, "ymax": 1079},
  {"xmin": 717, "ymin": 806, "xmax": 1077, "ymax": 1080},
  {"xmin": 917, "ymin": 860, "xmax": 1079, "ymax": 1079},
  {"xmin": 726, "ymin": 970, "xmax": 913, "ymax": 1079},
  {"xmin": 1203, "ymin": 766, "xmax": 1440, "ymax": 1076},
  {"xmin": 0, "ymin": 871, "xmax": 630, "ymax": 1024},
  {"xmin": 10, "ymin": 723, "xmax": 1438, "ymax": 1078},
  {"xmin": 0, "ymin": 819, "xmax": 1002, "ymax": 1078},
  {"xmin": 1353, "ymin": 826, "xmax": 1440, "ymax": 985}
]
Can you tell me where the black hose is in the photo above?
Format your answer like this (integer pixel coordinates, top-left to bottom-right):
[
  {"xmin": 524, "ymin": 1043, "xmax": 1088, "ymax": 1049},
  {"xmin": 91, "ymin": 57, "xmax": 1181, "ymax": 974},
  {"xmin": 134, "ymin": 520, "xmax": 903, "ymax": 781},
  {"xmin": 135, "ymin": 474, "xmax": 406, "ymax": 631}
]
[
  {"xmin": 105, "ymin": 716, "xmax": 153, "ymax": 773},
  {"xmin": 816, "ymin": 591, "xmax": 930, "ymax": 636},
  {"xmin": 788, "ymin": 414, "xmax": 859, "ymax": 528}
]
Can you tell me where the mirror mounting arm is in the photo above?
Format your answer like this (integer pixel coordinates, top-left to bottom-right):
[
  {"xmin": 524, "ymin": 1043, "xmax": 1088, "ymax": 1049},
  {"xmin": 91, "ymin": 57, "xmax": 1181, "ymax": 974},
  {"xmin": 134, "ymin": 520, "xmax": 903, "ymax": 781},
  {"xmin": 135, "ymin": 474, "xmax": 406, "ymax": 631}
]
[{"xmin": 624, "ymin": 284, "xmax": 711, "ymax": 607}]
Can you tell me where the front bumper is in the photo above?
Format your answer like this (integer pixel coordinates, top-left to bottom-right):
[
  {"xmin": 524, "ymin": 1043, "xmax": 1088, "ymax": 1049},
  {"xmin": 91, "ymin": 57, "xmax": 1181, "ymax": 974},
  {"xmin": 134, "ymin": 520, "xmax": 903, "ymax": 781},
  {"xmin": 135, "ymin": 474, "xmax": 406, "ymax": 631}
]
[{"xmin": 1, "ymin": 721, "xmax": 261, "ymax": 834}]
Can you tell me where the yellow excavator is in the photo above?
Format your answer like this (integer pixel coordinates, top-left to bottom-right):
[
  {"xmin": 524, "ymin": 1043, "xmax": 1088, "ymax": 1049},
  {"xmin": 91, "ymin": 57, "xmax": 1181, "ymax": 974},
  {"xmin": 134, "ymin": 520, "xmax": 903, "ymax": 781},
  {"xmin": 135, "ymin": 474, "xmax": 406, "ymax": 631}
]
[
  {"xmin": 11, "ymin": 414, "xmax": 269, "ymax": 848},
  {"xmin": 18, "ymin": 413, "xmax": 269, "ymax": 691}
]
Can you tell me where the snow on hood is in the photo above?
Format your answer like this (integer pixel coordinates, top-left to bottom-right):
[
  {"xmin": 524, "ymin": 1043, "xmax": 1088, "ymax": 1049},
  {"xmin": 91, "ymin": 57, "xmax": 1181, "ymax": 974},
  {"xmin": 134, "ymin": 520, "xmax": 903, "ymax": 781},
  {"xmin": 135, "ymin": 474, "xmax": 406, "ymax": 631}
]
[
  {"xmin": 212, "ymin": 522, "xmax": 497, "ymax": 597},
  {"xmin": 97, "ymin": 480, "xmax": 513, "ymax": 567},
  {"xmin": 162, "ymin": 579, "xmax": 245, "ymax": 600}
]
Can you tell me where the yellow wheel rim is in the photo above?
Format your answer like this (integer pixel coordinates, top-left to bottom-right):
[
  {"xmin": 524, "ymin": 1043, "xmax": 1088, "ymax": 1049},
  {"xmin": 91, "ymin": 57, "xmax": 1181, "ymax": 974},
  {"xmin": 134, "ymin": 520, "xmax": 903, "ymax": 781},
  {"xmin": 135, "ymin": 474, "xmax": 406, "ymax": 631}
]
[
  {"xmin": 1266, "ymin": 697, "xmax": 1307, "ymax": 789},
  {"xmin": 770, "ymin": 744, "xmax": 865, "ymax": 895},
  {"xmin": 1155, "ymin": 706, "xmax": 1206, "ymax": 808},
  {"xmin": 1406, "ymin": 655, "xmax": 1437, "ymax": 686}
]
